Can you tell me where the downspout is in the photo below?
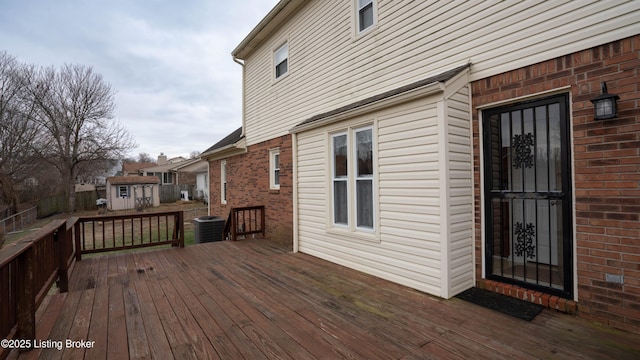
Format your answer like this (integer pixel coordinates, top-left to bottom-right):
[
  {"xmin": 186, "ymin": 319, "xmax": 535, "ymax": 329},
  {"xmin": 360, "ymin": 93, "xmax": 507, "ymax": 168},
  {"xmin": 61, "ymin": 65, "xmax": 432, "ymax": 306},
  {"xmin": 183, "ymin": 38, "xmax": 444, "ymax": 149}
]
[
  {"xmin": 292, "ymin": 133, "xmax": 299, "ymax": 253},
  {"xmin": 233, "ymin": 56, "xmax": 246, "ymax": 138}
]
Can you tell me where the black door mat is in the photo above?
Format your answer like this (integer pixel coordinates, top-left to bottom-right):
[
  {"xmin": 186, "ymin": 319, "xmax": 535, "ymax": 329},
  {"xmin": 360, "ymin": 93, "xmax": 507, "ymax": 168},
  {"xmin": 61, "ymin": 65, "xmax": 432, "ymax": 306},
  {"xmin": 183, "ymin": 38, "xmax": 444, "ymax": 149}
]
[{"xmin": 455, "ymin": 287, "xmax": 544, "ymax": 321}]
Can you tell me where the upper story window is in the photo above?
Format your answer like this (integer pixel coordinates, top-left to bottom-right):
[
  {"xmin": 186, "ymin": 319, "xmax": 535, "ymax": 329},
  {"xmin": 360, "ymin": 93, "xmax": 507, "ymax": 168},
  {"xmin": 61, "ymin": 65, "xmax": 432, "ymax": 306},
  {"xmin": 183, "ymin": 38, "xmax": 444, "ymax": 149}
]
[
  {"xmin": 274, "ymin": 43, "xmax": 288, "ymax": 79},
  {"xmin": 357, "ymin": 0, "xmax": 375, "ymax": 33}
]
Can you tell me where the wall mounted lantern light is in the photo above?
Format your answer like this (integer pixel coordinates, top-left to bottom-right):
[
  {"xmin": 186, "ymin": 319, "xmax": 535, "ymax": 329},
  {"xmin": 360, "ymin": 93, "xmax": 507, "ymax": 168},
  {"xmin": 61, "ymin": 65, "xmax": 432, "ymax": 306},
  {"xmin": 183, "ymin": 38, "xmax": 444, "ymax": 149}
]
[{"xmin": 590, "ymin": 82, "xmax": 619, "ymax": 120}]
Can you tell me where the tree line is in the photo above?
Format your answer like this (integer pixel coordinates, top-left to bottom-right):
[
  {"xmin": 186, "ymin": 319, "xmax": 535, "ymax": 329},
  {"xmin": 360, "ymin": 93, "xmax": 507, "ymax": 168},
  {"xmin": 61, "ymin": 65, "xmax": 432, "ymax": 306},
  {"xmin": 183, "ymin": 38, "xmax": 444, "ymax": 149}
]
[{"xmin": 0, "ymin": 51, "xmax": 135, "ymax": 214}]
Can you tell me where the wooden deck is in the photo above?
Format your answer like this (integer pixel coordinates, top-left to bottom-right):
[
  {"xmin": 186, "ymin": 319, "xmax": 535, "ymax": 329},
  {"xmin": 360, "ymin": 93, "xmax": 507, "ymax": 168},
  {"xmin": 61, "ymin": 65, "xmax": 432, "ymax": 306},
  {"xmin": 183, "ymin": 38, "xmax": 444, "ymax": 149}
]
[{"xmin": 11, "ymin": 239, "xmax": 640, "ymax": 360}]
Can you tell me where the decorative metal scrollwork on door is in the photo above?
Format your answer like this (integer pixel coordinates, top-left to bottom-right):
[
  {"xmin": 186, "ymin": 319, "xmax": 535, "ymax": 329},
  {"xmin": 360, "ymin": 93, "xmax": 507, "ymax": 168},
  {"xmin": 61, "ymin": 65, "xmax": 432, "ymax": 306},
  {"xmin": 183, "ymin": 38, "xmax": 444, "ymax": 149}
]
[
  {"xmin": 514, "ymin": 222, "xmax": 536, "ymax": 259},
  {"xmin": 512, "ymin": 133, "xmax": 534, "ymax": 169}
]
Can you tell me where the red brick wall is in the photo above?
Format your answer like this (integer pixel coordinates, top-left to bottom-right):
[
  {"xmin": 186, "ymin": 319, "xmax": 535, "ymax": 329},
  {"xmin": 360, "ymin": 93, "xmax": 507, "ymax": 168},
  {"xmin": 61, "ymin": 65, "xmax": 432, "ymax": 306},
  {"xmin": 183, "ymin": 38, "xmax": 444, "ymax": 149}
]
[
  {"xmin": 177, "ymin": 171, "xmax": 196, "ymax": 188},
  {"xmin": 471, "ymin": 35, "xmax": 640, "ymax": 333},
  {"xmin": 208, "ymin": 135, "xmax": 293, "ymax": 247}
]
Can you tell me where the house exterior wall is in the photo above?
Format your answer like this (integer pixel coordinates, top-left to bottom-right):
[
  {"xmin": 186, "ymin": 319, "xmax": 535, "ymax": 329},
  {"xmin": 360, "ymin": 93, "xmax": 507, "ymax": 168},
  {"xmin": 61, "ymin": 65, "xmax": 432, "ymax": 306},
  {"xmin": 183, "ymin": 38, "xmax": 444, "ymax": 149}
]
[
  {"xmin": 177, "ymin": 171, "xmax": 196, "ymax": 187},
  {"xmin": 208, "ymin": 135, "xmax": 293, "ymax": 246},
  {"xmin": 471, "ymin": 35, "xmax": 640, "ymax": 333},
  {"xmin": 229, "ymin": 0, "xmax": 639, "ymax": 333},
  {"xmin": 295, "ymin": 84, "xmax": 473, "ymax": 298},
  {"xmin": 444, "ymin": 85, "xmax": 475, "ymax": 296},
  {"xmin": 195, "ymin": 173, "xmax": 208, "ymax": 201},
  {"xmin": 241, "ymin": 0, "xmax": 640, "ymax": 146}
]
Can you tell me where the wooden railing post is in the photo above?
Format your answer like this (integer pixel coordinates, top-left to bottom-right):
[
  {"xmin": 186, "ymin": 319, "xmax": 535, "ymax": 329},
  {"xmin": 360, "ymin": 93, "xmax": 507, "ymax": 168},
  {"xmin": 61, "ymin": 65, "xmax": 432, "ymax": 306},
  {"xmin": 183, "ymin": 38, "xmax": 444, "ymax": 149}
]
[
  {"xmin": 261, "ymin": 206, "xmax": 266, "ymax": 238},
  {"xmin": 55, "ymin": 225, "xmax": 69, "ymax": 293},
  {"xmin": 16, "ymin": 247, "xmax": 35, "ymax": 344},
  {"xmin": 74, "ymin": 221, "xmax": 82, "ymax": 261},
  {"xmin": 223, "ymin": 211, "xmax": 232, "ymax": 241},
  {"xmin": 178, "ymin": 211, "xmax": 184, "ymax": 248},
  {"xmin": 231, "ymin": 207, "xmax": 236, "ymax": 241}
]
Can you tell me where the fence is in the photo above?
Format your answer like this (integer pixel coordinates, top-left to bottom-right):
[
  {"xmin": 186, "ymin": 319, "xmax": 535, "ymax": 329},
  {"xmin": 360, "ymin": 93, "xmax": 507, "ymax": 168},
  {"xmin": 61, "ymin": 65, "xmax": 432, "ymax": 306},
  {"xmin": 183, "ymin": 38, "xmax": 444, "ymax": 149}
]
[
  {"xmin": 37, "ymin": 191, "xmax": 99, "ymax": 218},
  {"xmin": 159, "ymin": 184, "xmax": 194, "ymax": 203},
  {"xmin": 0, "ymin": 206, "xmax": 38, "ymax": 235}
]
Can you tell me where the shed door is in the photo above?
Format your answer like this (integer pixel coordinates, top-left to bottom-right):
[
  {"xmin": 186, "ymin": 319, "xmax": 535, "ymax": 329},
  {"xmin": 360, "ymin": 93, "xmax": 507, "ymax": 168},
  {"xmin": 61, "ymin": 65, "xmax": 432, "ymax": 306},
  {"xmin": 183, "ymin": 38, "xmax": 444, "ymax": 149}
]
[{"xmin": 483, "ymin": 94, "xmax": 573, "ymax": 298}]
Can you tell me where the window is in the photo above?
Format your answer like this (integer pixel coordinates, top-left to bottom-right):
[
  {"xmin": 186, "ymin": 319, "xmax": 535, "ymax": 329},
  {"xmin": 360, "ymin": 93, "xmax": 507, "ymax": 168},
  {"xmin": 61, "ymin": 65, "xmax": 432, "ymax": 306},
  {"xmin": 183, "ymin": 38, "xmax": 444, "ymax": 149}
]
[
  {"xmin": 331, "ymin": 126, "xmax": 375, "ymax": 231},
  {"xmin": 274, "ymin": 43, "xmax": 288, "ymax": 79},
  {"xmin": 332, "ymin": 133, "xmax": 349, "ymax": 226},
  {"xmin": 355, "ymin": 128, "xmax": 374, "ymax": 229},
  {"xmin": 162, "ymin": 172, "xmax": 173, "ymax": 185},
  {"xmin": 221, "ymin": 160, "xmax": 227, "ymax": 204},
  {"xmin": 357, "ymin": 0, "xmax": 375, "ymax": 33},
  {"xmin": 270, "ymin": 148, "xmax": 281, "ymax": 190},
  {"xmin": 118, "ymin": 185, "xmax": 129, "ymax": 198}
]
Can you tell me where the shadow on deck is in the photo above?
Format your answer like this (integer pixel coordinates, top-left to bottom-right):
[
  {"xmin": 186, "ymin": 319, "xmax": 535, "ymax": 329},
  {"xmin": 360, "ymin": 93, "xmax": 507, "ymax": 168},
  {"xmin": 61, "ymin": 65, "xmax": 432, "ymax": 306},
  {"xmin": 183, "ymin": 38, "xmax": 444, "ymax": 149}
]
[{"xmin": 12, "ymin": 239, "xmax": 640, "ymax": 359}]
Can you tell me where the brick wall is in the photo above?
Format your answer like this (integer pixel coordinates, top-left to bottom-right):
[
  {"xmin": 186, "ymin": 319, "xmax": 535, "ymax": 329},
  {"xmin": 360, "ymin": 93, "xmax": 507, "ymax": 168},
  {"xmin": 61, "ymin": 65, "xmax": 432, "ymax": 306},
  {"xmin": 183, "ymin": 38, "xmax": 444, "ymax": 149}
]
[
  {"xmin": 471, "ymin": 35, "xmax": 640, "ymax": 333},
  {"xmin": 177, "ymin": 171, "xmax": 196, "ymax": 188},
  {"xmin": 208, "ymin": 134, "xmax": 293, "ymax": 247}
]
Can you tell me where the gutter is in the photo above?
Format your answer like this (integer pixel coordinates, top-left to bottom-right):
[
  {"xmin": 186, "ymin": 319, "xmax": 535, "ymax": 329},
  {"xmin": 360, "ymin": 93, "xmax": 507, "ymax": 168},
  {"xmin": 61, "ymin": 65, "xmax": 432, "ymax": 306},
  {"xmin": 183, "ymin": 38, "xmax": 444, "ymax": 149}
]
[
  {"xmin": 233, "ymin": 56, "xmax": 246, "ymax": 139},
  {"xmin": 199, "ymin": 138, "xmax": 247, "ymax": 162},
  {"xmin": 231, "ymin": 0, "xmax": 295, "ymax": 58}
]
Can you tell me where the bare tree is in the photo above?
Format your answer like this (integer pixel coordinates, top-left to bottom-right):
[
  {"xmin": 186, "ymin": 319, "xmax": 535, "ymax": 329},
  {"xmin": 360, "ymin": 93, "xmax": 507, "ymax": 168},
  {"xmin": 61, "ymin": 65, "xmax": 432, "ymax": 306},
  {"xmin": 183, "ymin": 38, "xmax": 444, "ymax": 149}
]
[
  {"xmin": 137, "ymin": 152, "xmax": 153, "ymax": 163},
  {"xmin": 0, "ymin": 52, "xmax": 41, "ymax": 215},
  {"xmin": 29, "ymin": 64, "xmax": 136, "ymax": 212},
  {"xmin": 189, "ymin": 150, "xmax": 201, "ymax": 159},
  {"xmin": 75, "ymin": 158, "xmax": 119, "ymax": 183}
]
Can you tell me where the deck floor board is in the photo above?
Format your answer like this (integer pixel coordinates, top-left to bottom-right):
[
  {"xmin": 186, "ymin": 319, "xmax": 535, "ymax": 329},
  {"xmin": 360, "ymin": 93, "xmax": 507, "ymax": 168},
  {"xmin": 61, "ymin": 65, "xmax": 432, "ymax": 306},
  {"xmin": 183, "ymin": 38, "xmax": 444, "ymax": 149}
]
[{"xmin": 14, "ymin": 239, "xmax": 640, "ymax": 360}]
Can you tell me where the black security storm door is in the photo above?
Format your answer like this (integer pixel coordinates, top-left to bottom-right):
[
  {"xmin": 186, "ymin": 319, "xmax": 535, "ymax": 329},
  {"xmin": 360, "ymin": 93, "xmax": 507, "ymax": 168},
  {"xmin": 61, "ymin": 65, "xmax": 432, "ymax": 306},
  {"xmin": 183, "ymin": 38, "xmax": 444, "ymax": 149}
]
[{"xmin": 482, "ymin": 94, "xmax": 573, "ymax": 298}]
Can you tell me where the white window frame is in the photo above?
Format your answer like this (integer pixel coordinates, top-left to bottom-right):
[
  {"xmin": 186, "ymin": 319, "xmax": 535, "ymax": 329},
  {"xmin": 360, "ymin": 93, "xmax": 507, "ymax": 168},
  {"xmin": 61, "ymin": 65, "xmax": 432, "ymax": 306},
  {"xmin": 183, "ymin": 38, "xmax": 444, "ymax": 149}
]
[
  {"xmin": 118, "ymin": 185, "xmax": 129, "ymax": 198},
  {"xmin": 221, "ymin": 160, "xmax": 227, "ymax": 204},
  {"xmin": 356, "ymin": 0, "xmax": 376, "ymax": 34},
  {"xmin": 329, "ymin": 125, "xmax": 376, "ymax": 233},
  {"xmin": 162, "ymin": 172, "xmax": 173, "ymax": 185},
  {"xmin": 274, "ymin": 42, "xmax": 288, "ymax": 79},
  {"xmin": 331, "ymin": 132, "xmax": 349, "ymax": 228},
  {"xmin": 353, "ymin": 126, "xmax": 375, "ymax": 231},
  {"xmin": 269, "ymin": 148, "xmax": 281, "ymax": 190}
]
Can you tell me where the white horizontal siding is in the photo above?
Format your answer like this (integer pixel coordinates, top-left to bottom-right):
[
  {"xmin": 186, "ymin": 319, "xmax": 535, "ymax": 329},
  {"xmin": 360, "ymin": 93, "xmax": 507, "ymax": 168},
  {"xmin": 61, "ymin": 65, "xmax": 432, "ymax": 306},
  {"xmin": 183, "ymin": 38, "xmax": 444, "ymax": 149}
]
[
  {"xmin": 241, "ymin": 0, "xmax": 639, "ymax": 145},
  {"xmin": 296, "ymin": 97, "xmax": 450, "ymax": 295},
  {"xmin": 444, "ymin": 85, "xmax": 474, "ymax": 297}
]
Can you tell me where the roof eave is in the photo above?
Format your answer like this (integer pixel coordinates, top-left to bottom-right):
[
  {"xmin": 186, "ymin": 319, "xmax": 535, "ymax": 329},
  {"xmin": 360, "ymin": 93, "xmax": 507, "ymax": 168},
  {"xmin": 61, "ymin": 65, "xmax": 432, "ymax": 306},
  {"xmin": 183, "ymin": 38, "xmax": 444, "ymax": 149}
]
[
  {"xmin": 290, "ymin": 63, "xmax": 471, "ymax": 134},
  {"xmin": 200, "ymin": 137, "xmax": 247, "ymax": 161},
  {"xmin": 232, "ymin": 0, "xmax": 306, "ymax": 60},
  {"xmin": 290, "ymin": 82, "xmax": 445, "ymax": 134}
]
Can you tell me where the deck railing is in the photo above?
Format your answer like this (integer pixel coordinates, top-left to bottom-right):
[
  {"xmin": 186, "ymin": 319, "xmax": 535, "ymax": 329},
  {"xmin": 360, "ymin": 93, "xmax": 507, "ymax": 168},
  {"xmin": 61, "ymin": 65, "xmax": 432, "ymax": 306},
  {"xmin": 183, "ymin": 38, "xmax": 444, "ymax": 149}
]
[
  {"xmin": 0, "ymin": 219, "xmax": 73, "ymax": 358},
  {"xmin": 73, "ymin": 211, "xmax": 184, "ymax": 260},
  {"xmin": 0, "ymin": 210, "xmax": 184, "ymax": 359},
  {"xmin": 224, "ymin": 206, "xmax": 265, "ymax": 241}
]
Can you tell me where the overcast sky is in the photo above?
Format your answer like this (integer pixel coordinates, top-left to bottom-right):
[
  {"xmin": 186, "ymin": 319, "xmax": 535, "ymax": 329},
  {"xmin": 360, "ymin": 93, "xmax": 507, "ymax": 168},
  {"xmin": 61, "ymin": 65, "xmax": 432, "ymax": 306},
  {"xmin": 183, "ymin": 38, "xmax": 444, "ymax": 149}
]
[{"xmin": 0, "ymin": 0, "xmax": 279, "ymax": 160}]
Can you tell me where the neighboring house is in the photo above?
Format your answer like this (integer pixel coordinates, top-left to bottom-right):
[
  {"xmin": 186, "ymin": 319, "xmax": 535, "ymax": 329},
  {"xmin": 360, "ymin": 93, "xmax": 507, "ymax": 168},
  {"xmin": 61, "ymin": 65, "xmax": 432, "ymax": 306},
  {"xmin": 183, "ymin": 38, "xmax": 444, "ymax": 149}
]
[
  {"xmin": 140, "ymin": 154, "xmax": 196, "ymax": 187},
  {"xmin": 175, "ymin": 159, "xmax": 209, "ymax": 202},
  {"xmin": 204, "ymin": 1, "xmax": 640, "ymax": 333},
  {"xmin": 105, "ymin": 176, "xmax": 160, "ymax": 211},
  {"xmin": 121, "ymin": 162, "xmax": 157, "ymax": 176}
]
